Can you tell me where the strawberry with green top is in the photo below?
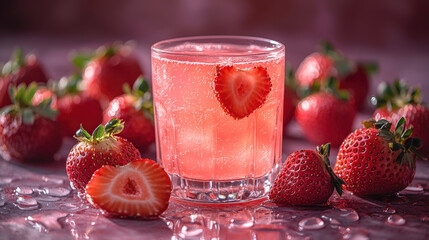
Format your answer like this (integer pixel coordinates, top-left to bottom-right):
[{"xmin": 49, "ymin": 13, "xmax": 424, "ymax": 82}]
[
  {"xmin": 213, "ymin": 65, "xmax": 271, "ymax": 119},
  {"xmin": 0, "ymin": 83, "xmax": 62, "ymax": 163},
  {"xmin": 372, "ymin": 79, "xmax": 429, "ymax": 158},
  {"xmin": 269, "ymin": 143, "xmax": 344, "ymax": 205},
  {"xmin": 294, "ymin": 78, "xmax": 356, "ymax": 147},
  {"xmin": 295, "ymin": 41, "xmax": 377, "ymax": 109},
  {"xmin": 86, "ymin": 158, "xmax": 171, "ymax": 218},
  {"xmin": 103, "ymin": 77, "xmax": 155, "ymax": 152},
  {"xmin": 334, "ymin": 118, "xmax": 424, "ymax": 196},
  {"xmin": 66, "ymin": 118, "xmax": 141, "ymax": 194},
  {"xmin": 73, "ymin": 43, "xmax": 143, "ymax": 106},
  {"xmin": 1, "ymin": 49, "xmax": 48, "ymax": 108},
  {"xmin": 33, "ymin": 75, "xmax": 104, "ymax": 137}
]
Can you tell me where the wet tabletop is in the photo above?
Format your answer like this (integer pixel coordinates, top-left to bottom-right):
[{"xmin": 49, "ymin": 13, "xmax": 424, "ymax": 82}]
[{"xmin": 1, "ymin": 116, "xmax": 429, "ymax": 240}]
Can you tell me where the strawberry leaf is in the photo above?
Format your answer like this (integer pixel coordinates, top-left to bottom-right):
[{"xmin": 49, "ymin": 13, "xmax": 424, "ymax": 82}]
[
  {"xmin": 401, "ymin": 128, "xmax": 413, "ymax": 139},
  {"xmin": 23, "ymin": 82, "xmax": 38, "ymax": 105},
  {"xmin": 71, "ymin": 52, "xmax": 94, "ymax": 70},
  {"xmin": 76, "ymin": 124, "xmax": 91, "ymax": 140},
  {"xmin": 394, "ymin": 117, "xmax": 406, "ymax": 136},
  {"xmin": 92, "ymin": 124, "xmax": 105, "ymax": 140},
  {"xmin": 22, "ymin": 108, "xmax": 34, "ymax": 125}
]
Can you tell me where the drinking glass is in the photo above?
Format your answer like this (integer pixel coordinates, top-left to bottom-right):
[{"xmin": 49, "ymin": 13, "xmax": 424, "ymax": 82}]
[{"xmin": 151, "ymin": 36, "xmax": 285, "ymax": 203}]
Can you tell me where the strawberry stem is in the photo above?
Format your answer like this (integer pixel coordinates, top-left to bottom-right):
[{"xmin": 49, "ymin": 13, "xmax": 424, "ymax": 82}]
[{"xmin": 316, "ymin": 143, "xmax": 346, "ymax": 196}]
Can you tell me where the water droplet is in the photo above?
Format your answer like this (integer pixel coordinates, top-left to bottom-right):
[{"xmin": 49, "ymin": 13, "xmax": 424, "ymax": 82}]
[
  {"xmin": 17, "ymin": 195, "xmax": 37, "ymax": 206},
  {"xmin": 15, "ymin": 186, "xmax": 33, "ymax": 195},
  {"xmin": 339, "ymin": 227, "xmax": 369, "ymax": 240},
  {"xmin": 382, "ymin": 207, "xmax": 396, "ymax": 214},
  {"xmin": 298, "ymin": 217, "xmax": 325, "ymax": 230},
  {"xmin": 15, "ymin": 196, "xmax": 39, "ymax": 210},
  {"xmin": 321, "ymin": 216, "xmax": 340, "ymax": 225},
  {"xmin": 0, "ymin": 177, "xmax": 13, "ymax": 185},
  {"xmin": 43, "ymin": 187, "xmax": 70, "ymax": 197},
  {"xmin": 26, "ymin": 211, "xmax": 68, "ymax": 230},
  {"xmin": 404, "ymin": 184, "xmax": 423, "ymax": 192},
  {"xmin": 229, "ymin": 218, "xmax": 254, "ymax": 229},
  {"xmin": 322, "ymin": 208, "xmax": 359, "ymax": 223},
  {"xmin": 386, "ymin": 215, "xmax": 406, "ymax": 226},
  {"xmin": 180, "ymin": 224, "xmax": 203, "ymax": 237}
]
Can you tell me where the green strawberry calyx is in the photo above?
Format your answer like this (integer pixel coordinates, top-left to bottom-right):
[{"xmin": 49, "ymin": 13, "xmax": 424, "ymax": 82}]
[
  {"xmin": 70, "ymin": 42, "xmax": 133, "ymax": 71},
  {"xmin": 0, "ymin": 82, "xmax": 57, "ymax": 125},
  {"xmin": 362, "ymin": 118, "xmax": 426, "ymax": 167},
  {"xmin": 1, "ymin": 48, "xmax": 26, "ymax": 76},
  {"xmin": 123, "ymin": 76, "xmax": 154, "ymax": 122},
  {"xmin": 300, "ymin": 77, "xmax": 350, "ymax": 102},
  {"xmin": 45, "ymin": 74, "xmax": 82, "ymax": 98},
  {"xmin": 75, "ymin": 118, "xmax": 124, "ymax": 144},
  {"xmin": 371, "ymin": 79, "xmax": 423, "ymax": 110},
  {"xmin": 319, "ymin": 41, "xmax": 354, "ymax": 77},
  {"xmin": 316, "ymin": 143, "xmax": 346, "ymax": 196}
]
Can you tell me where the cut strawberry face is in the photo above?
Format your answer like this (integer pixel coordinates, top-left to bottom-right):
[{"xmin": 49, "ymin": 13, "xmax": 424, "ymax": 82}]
[
  {"xmin": 85, "ymin": 159, "xmax": 171, "ymax": 218},
  {"xmin": 214, "ymin": 65, "xmax": 271, "ymax": 119}
]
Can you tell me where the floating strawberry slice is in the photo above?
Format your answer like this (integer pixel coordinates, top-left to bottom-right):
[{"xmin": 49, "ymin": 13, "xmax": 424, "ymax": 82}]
[
  {"xmin": 214, "ymin": 65, "xmax": 271, "ymax": 119},
  {"xmin": 86, "ymin": 159, "xmax": 172, "ymax": 218}
]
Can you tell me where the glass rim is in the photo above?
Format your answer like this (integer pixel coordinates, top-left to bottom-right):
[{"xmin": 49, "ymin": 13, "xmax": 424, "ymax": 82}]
[{"xmin": 151, "ymin": 35, "xmax": 285, "ymax": 58}]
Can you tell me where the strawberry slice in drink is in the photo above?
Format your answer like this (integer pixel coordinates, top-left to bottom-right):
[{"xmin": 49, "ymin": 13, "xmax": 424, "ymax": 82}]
[
  {"xmin": 214, "ymin": 65, "xmax": 272, "ymax": 119},
  {"xmin": 85, "ymin": 159, "xmax": 172, "ymax": 218}
]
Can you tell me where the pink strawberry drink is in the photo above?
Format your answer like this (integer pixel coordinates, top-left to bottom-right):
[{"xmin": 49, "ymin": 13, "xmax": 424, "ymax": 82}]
[{"xmin": 152, "ymin": 36, "xmax": 285, "ymax": 203}]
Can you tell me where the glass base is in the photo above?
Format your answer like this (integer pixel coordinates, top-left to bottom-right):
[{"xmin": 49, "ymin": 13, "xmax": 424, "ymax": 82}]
[{"xmin": 169, "ymin": 171, "xmax": 278, "ymax": 204}]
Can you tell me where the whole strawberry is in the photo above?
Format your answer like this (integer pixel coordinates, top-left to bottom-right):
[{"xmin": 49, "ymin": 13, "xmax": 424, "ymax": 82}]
[
  {"xmin": 33, "ymin": 75, "xmax": 103, "ymax": 137},
  {"xmin": 295, "ymin": 79, "xmax": 356, "ymax": 147},
  {"xmin": 1, "ymin": 49, "xmax": 48, "ymax": 108},
  {"xmin": 0, "ymin": 83, "xmax": 62, "ymax": 163},
  {"xmin": 295, "ymin": 42, "xmax": 377, "ymax": 109},
  {"xmin": 103, "ymin": 77, "xmax": 155, "ymax": 152},
  {"xmin": 269, "ymin": 143, "xmax": 344, "ymax": 205},
  {"xmin": 66, "ymin": 118, "xmax": 141, "ymax": 194},
  {"xmin": 372, "ymin": 79, "xmax": 429, "ymax": 158},
  {"xmin": 334, "ymin": 118, "xmax": 423, "ymax": 196},
  {"xmin": 75, "ymin": 44, "xmax": 143, "ymax": 106}
]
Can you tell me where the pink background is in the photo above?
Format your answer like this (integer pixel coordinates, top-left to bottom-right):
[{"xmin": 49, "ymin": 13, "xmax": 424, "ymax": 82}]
[{"xmin": 1, "ymin": 0, "xmax": 428, "ymax": 105}]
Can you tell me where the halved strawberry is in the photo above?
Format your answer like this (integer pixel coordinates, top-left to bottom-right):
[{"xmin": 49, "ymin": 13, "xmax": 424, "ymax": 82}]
[
  {"xmin": 85, "ymin": 159, "xmax": 172, "ymax": 218},
  {"xmin": 214, "ymin": 65, "xmax": 271, "ymax": 119}
]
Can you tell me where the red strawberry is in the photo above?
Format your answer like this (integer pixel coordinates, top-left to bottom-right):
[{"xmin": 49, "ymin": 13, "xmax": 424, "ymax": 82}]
[
  {"xmin": 294, "ymin": 79, "xmax": 356, "ymax": 147},
  {"xmin": 66, "ymin": 119, "xmax": 141, "ymax": 194},
  {"xmin": 295, "ymin": 42, "xmax": 377, "ymax": 109},
  {"xmin": 86, "ymin": 158, "xmax": 171, "ymax": 218},
  {"xmin": 334, "ymin": 118, "xmax": 423, "ymax": 196},
  {"xmin": 372, "ymin": 79, "xmax": 429, "ymax": 158},
  {"xmin": 295, "ymin": 52, "xmax": 333, "ymax": 87},
  {"xmin": 33, "ymin": 75, "xmax": 103, "ymax": 137},
  {"xmin": 103, "ymin": 77, "xmax": 155, "ymax": 152},
  {"xmin": 0, "ymin": 83, "xmax": 62, "ymax": 163},
  {"xmin": 1, "ymin": 49, "xmax": 48, "ymax": 108},
  {"xmin": 214, "ymin": 65, "xmax": 271, "ymax": 119},
  {"xmin": 76, "ymin": 44, "xmax": 143, "ymax": 106},
  {"xmin": 269, "ymin": 143, "xmax": 344, "ymax": 205}
]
